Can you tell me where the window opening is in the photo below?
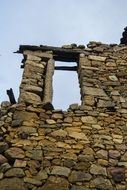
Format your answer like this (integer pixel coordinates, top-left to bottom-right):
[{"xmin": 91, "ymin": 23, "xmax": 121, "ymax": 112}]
[{"xmin": 53, "ymin": 61, "xmax": 80, "ymax": 110}]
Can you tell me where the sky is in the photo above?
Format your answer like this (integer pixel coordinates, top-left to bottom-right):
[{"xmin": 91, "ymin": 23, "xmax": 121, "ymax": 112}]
[{"xmin": 0, "ymin": 0, "xmax": 127, "ymax": 110}]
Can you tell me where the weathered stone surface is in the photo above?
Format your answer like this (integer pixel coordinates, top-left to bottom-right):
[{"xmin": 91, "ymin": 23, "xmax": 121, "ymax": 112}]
[
  {"xmin": 51, "ymin": 166, "xmax": 71, "ymax": 177},
  {"xmin": 0, "ymin": 178, "xmax": 27, "ymax": 190},
  {"xmin": 0, "ymin": 163, "xmax": 11, "ymax": 172},
  {"xmin": 68, "ymin": 131, "xmax": 89, "ymax": 141},
  {"xmin": 64, "ymin": 159, "xmax": 76, "ymax": 168},
  {"xmin": 19, "ymin": 92, "xmax": 41, "ymax": 104},
  {"xmin": 27, "ymin": 54, "xmax": 41, "ymax": 61},
  {"xmin": 56, "ymin": 142, "xmax": 71, "ymax": 149},
  {"xmin": 1, "ymin": 101, "xmax": 10, "ymax": 108},
  {"xmin": 71, "ymin": 186, "xmax": 90, "ymax": 190},
  {"xmin": 17, "ymin": 126, "xmax": 37, "ymax": 137},
  {"xmin": 90, "ymin": 164, "xmax": 107, "ymax": 176},
  {"xmin": 81, "ymin": 116, "xmax": 97, "ymax": 124},
  {"xmin": 118, "ymin": 162, "xmax": 127, "ymax": 167},
  {"xmin": 25, "ymin": 60, "xmax": 45, "ymax": 68},
  {"xmin": 120, "ymin": 152, "xmax": 127, "ymax": 161},
  {"xmin": 14, "ymin": 159, "xmax": 27, "ymax": 168},
  {"xmin": 13, "ymin": 111, "xmax": 38, "ymax": 121},
  {"xmin": 61, "ymin": 153, "xmax": 77, "ymax": 161},
  {"xmin": 5, "ymin": 147, "xmax": 25, "ymax": 161},
  {"xmin": 98, "ymin": 159, "xmax": 108, "ymax": 166},
  {"xmin": 0, "ymin": 154, "xmax": 8, "ymax": 164},
  {"xmin": 37, "ymin": 169, "xmax": 48, "ymax": 180},
  {"xmin": 97, "ymin": 100, "xmax": 115, "ymax": 108},
  {"xmin": 52, "ymin": 113, "xmax": 63, "ymax": 119},
  {"xmin": 0, "ymin": 172, "xmax": 3, "ymax": 179},
  {"xmin": 46, "ymin": 119, "xmax": 56, "ymax": 124},
  {"xmin": 68, "ymin": 170, "xmax": 92, "ymax": 182},
  {"xmin": 24, "ymin": 177, "xmax": 42, "ymax": 186},
  {"xmin": 69, "ymin": 104, "xmax": 79, "ymax": 110},
  {"xmin": 39, "ymin": 176, "xmax": 69, "ymax": 190},
  {"xmin": 78, "ymin": 154, "xmax": 94, "ymax": 162},
  {"xmin": 112, "ymin": 134, "xmax": 123, "ymax": 144},
  {"xmin": 5, "ymin": 168, "xmax": 25, "ymax": 177},
  {"xmin": 24, "ymin": 85, "xmax": 42, "ymax": 93},
  {"xmin": 109, "ymin": 75, "xmax": 118, "ymax": 81},
  {"xmin": 0, "ymin": 142, "xmax": 9, "ymax": 153},
  {"xmin": 24, "ymin": 50, "xmax": 52, "ymax": 59},
  {"xmin": 107, "ymin": 167, "xmax": 125, "ymax": 182},
  {"xmin": 84, "ymin": 95, "xmax": 95, "ymax": 106},
  {"xmin": 88, "ymin": 55, "xmax": 106, "ymax": 61},
  {"xmin": 108, "ymin": 150, "xmax": 121, "ymax": 159},
  {"xmin": 64, "ymin": 117, "xmax": 73, "ymax": 123},
  {"xmin": 96, "ymin": 150, "xmax": 108, "ymax": 159},
  {"xmin": 83, "ymin": 87, "xmax": 107, "ymax": 96},
  {"xmin": 90, "ymin": 177, "xmax": 113, "ymax": 190},
  {"xmin": 50, "ymin": 129, "xmax": 67, "ymax": 137},
  {"xmin": 26, "ymin": 149, "xmax": 43, "ymax": 161},
  {"xmin": 12, "ymin": 119, "xmax": 23, "ymax": 127}
]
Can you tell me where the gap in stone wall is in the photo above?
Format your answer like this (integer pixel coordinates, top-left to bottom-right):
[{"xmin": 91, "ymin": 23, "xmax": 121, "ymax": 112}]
[{"xmin": 53, "ymin": 61, "xmax": 80, "ymax": 110}]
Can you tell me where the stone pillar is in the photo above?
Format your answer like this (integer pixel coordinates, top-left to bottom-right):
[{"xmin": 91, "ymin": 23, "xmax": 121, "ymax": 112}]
[
  {"xmin": 18, "ymin": 50, "xmax": 53, "ymax": 106},
  {"xmin": 43, "ymin": 59, "xmax": 54, "ymax": 104},
  {"xmin": 78, "ymin": 53, "xmax": 116, "ymax": 111}
]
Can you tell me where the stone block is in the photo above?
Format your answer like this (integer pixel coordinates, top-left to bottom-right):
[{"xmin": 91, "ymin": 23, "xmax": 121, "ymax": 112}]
[
  {"xmin": 88, "ymin": 55, "xmax": 106, "ymax": 61},
  {"xmin": 81, "ymin": 116, "xmax": 97, "ymax": 124},
  {"xmin": 90, "ymin": 164, "xmax": 107, "ymax": 176},
  {"xmin": 68, "ymin": 170, "xmax": 92, "ymax": 182},
  {"xmin": 51, "ymin": 166, "xmax": 71, "ymax": 177},
  {"xmin": 50, "ymin": 129, "xmax": 67, "ymax": 137},
  {"xmin": 0, "ymin": 178, "xmax": 27, "ymax": 190},
  {"xmin": 19, "ymin": 91, "xmax": 41, "ymax": 104},
  {"xmin": 90, "ymin": 177, "xmax": 113, "ymax": 190},
  {"xmin": 107, "ymin": 167, "xmax": 125, "ymax": 182},
  {"xmin": 83, "ymin": 86, "xmax": 108, "ymax": 97},
  {"xmin": 39, "ymin": 176, "xmax": 69, "ymax": 190},
  {"xmin": 68, "ymin": 131, "xmax": 89, "ymax": 141},
  {"xmin": 5, "ymin": 147, "xmax": 25, "ymax": 161},
  {"xmin": 27, "ymin": 54, "xmax": 41, "ymax": 61},
  {"xmin": 24, "ymin": 85, "xmax": 42, "ymax": 94},
  {"xmin": 5, "ymin": 168, "xmax": 25, "ymax": 177}
]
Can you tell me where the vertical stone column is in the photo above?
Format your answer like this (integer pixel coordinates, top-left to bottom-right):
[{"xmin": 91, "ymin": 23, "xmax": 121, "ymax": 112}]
[
  {"xmin": 78, "ymin": 53, "xmax": 112, "ymax": 109},
  {"xmin": 43, "ymin": 59, "xmax": 55, "ymax": 104},
  {"xmin": 79, "ymin": 43, "xmax": 127, "ymax": 112},
  {"xmin": 18, "ymin": 50, "xmax": 53, "ymax": 106}
]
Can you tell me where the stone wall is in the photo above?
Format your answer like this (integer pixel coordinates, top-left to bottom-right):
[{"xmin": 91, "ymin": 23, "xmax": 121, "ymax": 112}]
[{"xmin": 0, "ymin": 42, "xmax": 127, "ymax": 190}]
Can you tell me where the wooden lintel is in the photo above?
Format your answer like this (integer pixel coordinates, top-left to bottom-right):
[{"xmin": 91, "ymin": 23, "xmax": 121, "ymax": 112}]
[
  {"xmin": 55, "ymin": 66, "xmax": 77, "ymax": 71},
  {"xmin": 16, "ymin": 45, "xmax": 84, "ymax": 62}
]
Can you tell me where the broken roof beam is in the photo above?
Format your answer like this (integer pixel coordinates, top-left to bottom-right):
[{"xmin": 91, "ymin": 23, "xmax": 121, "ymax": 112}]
[
  {"xmin": 55, "ymin": 66, "xmax": 77, "ymax": 71},
  {"xmin": 17, "ymin": 45, "xmax": 83, "ymax": 62}
]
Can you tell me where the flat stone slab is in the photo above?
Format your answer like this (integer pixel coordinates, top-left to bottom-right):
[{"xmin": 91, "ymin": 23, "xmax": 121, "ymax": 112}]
[
  {"xmin": 51, "ymin": 166, "xmax": 71, "ymax": 177},
  {"xmin": 88, "ymin": 55, "xmax": 106, "ymax": 61},
  {"xmin": 83, "ymin": 87, "xmax": 107, "ymax": 97},
  {"xmin": 0, "ymin": 178, "xmax": 27, "ymax": 190}
]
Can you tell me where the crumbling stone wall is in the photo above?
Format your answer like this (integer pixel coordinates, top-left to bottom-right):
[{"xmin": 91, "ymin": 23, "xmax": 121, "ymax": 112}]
[
  {"xmin": 19, "ymin": 50, "xmax": 54, "ymax": 105},
  {"xmin": 0, "ymin": 42, "xmax": 127, "ymax": 190}
]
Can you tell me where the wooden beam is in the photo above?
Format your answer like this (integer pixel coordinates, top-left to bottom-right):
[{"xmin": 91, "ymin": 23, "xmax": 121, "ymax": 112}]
[
  {"xmin": 55, "ymin": 66, "xmax": 77, "ymax": 71},
  {"xmin": 6, "ymin": 88, "xmax": 16, "ymax": 104},
  {"xmin": 16, "ymin": 45, "xmax": 83, "ymax": 62}
]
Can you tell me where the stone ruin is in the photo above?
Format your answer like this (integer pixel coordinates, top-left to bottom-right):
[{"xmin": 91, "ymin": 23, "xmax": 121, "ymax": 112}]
[{"xmin": 0, "ymin": 40, "xmax": 127, "ymax": 190}]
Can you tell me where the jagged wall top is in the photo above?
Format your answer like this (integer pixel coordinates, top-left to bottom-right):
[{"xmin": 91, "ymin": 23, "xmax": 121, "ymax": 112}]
[{"xmin": 17, "ymin": 41, "xmax": 127, "ymax": 112}]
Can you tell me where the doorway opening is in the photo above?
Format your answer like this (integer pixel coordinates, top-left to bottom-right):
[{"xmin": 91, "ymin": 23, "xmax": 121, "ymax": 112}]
[{"xmin": 53, "ymin": 61, "xmax": 80, "ymax": 110}]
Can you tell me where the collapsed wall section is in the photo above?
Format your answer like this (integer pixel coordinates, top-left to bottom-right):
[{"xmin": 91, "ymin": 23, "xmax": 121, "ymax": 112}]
[{"xmin": 0, "ymin": 42, "xmax": 127, "ymax": 190}]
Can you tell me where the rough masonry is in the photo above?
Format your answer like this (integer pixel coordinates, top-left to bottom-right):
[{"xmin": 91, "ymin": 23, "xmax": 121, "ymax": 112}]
[{"xmin": 0, "ymin": 41, "xmax": 127, "ymax": 190}]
